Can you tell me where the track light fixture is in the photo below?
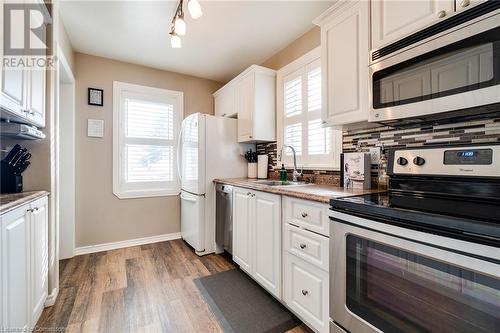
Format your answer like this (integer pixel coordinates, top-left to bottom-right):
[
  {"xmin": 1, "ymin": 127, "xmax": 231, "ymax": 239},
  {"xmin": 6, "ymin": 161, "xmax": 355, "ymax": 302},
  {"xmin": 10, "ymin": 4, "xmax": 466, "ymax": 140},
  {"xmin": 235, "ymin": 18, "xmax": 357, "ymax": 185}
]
[{"xmin": 170, "ymin": 0, "xmax": 203, "ymax": 48}]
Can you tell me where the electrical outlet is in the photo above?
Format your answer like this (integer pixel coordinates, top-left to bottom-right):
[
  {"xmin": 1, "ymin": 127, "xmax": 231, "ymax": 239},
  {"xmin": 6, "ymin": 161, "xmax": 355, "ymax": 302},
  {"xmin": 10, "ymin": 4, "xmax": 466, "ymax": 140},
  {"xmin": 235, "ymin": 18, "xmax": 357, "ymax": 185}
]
[{"xmin": 369, "ymin": 147, "xmax": 381, "ymax": 165}]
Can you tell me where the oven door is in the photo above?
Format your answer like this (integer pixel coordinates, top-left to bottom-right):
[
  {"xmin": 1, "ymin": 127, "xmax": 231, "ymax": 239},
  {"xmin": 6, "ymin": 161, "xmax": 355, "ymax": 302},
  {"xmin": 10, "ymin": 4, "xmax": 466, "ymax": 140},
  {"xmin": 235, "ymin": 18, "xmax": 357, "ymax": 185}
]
[
  {"xmin": 330, "ymin": 211, "xmax": 500, "ymax": 333},
  {"xmin": 369, "ymin": 13, "xmax": 500, "ymax": 122}
]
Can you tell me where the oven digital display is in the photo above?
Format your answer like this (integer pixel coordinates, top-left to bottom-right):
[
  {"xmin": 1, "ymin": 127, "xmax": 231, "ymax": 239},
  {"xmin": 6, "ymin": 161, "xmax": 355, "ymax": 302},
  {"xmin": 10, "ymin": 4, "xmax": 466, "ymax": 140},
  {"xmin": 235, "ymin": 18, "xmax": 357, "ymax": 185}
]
[{"xmin": 444, "ymin": 149, "xmax": 493, "ymax": 165}]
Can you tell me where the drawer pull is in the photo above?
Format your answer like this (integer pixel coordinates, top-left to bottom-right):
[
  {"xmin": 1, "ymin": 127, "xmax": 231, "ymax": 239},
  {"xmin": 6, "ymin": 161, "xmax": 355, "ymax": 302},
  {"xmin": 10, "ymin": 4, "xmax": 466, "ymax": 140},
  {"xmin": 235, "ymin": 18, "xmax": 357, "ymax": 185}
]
[
  {"xmin": 299, "ymin": 243, "xmax": 307, "ymax": 249},
  {"xmin": 301, "ymin": 290, "xmax": 309, "ymax": 296},
  {"xmin": 301, "ymin": 212, "xmax": 308, "ymax": 218},
  {"xmin": 247, "ymin": 192, "xmax": 252, "ymax": 196}
]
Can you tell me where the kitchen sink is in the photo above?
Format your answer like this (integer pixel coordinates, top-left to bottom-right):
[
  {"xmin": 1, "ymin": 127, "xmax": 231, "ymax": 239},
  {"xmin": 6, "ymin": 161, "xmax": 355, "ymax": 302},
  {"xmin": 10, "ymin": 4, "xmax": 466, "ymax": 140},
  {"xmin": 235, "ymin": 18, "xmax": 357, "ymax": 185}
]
[{"xmin": 253, "ymin": 180, "xmax": 309, "ymax": 186}]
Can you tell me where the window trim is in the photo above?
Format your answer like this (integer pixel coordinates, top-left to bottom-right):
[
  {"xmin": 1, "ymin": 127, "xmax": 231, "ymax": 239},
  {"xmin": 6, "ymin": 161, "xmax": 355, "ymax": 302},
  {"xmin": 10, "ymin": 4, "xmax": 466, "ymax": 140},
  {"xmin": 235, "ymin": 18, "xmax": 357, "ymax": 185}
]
[
  {"xmin": 113, "ymin": 81, "xmax": 183, "ymax": 199},
  {"xmin": 277, "ymin": 47, "xmax": 342, "ymax": 171}
]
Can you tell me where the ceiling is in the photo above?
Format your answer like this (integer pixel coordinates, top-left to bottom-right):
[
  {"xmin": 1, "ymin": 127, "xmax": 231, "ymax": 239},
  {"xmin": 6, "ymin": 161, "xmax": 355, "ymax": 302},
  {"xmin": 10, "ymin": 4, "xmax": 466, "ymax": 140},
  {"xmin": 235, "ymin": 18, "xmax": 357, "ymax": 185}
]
[{"xmin": 59, "ymin": 1, "xmax": 333, "ymax": 83}]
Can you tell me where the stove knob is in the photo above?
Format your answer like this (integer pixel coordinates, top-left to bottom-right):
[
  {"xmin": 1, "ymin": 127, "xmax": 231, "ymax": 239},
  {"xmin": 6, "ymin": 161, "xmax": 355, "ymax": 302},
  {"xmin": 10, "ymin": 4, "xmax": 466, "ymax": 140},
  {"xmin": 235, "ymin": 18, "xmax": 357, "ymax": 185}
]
[
  {"xmin": 413, "ymin": 156, "xmax": 426, "ymax": 166},
  {"xmin": 397, "ymin": 157, "xmax": 408, "ymax": 166}
]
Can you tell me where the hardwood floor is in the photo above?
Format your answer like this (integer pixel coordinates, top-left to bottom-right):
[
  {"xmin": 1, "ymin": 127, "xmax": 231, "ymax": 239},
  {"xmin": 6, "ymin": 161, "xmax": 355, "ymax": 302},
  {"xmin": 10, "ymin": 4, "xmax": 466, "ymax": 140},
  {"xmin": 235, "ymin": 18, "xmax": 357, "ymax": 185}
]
[{"xmin": 37, "ymin": 239, "xmax": 310, "ymax": 333}]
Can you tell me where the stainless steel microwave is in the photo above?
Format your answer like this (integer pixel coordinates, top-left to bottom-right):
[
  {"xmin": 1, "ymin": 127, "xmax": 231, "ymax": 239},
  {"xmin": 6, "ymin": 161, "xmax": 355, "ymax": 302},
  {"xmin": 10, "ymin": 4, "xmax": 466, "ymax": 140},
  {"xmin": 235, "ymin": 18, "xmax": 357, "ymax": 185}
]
[{"xmin": 369, "ymin": 2, "xmax": 500, "ymax": 124}]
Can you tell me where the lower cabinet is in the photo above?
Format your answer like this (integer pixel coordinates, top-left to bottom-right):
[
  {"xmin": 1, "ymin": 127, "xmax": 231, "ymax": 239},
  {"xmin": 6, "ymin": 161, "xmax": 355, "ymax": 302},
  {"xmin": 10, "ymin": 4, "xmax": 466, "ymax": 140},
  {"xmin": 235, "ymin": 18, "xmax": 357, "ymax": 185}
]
[
  {"xmin": 283, "ymin": 197, "xmax": 330, "ymax": 333},
  {"xmin": 284, "ymin": 254, "xmax": 329, "ymax": 333},
  {"xmin": 0, "ymin": 195, "xmax": 49, "ymax": 330},
  {"xmin": 232, "ymin": 187, "xmax": 281, "ymax": 298}
]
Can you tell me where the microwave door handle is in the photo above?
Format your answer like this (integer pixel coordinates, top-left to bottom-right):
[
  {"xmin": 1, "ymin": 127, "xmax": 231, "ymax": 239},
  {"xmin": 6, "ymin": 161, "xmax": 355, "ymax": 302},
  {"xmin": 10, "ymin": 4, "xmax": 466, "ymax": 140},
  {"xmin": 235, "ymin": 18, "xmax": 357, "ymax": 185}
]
[{"xmin": 176, "ymin": 122, "xmax": 184, "ymax": 182}]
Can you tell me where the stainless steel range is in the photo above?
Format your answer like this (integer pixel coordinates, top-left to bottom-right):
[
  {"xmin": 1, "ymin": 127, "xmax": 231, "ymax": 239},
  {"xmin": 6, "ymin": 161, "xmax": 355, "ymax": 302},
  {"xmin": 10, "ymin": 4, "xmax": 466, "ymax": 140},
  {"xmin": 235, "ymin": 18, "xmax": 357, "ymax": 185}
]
[{"xmin": 329, "ymin": 144, "xmax": 500, "ymax": 333}]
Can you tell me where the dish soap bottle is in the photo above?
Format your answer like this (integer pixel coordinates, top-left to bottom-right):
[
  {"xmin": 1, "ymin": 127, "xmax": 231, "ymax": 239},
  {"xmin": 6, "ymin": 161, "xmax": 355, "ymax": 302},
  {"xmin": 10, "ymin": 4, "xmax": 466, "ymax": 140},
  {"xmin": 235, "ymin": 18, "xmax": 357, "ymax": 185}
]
[{"xmin": 279, "ymin": 164, "xmax": 287, "ymax": 181}]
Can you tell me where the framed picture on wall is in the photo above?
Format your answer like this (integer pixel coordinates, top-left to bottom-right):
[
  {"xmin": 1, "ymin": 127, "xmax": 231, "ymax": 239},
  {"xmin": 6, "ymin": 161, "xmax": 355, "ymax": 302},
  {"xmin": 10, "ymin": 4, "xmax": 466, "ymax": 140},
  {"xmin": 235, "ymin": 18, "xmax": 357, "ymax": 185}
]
[{"xmin": 88, "ymin": 88, "xmax": 104, "ymax": 106}]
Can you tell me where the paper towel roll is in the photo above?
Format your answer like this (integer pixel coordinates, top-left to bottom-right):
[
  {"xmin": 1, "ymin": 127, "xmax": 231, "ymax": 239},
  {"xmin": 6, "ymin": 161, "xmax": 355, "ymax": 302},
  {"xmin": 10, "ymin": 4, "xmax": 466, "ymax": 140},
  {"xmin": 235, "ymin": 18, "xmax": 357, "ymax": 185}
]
[{"xmin": 257, "ymin": 155, "xmax": 269, "ymax": 179}]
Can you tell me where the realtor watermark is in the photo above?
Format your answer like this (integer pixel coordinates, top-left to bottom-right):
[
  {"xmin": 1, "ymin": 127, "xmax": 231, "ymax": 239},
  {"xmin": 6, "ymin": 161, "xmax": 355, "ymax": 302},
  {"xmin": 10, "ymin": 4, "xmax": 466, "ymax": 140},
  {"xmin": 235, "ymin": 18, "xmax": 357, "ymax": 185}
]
[{"xmin": 3, "ymin": 3, "xmax": 56, "ymax": 70}]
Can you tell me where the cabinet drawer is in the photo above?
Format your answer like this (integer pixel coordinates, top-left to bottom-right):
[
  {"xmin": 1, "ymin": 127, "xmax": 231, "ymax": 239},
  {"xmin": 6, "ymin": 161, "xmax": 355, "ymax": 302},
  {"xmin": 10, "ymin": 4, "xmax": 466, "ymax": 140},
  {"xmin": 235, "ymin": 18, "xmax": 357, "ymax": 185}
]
[
  {"xmin": 284, "ymin": 224, "xmax": 329, "ymax": 271},
  {"xmin": 284, "ymin": 197, "xmax": 329, "ymax": 237},
  {"xmin": 284, "ymin": 254, "xmax": 329, "ymax": 333}
]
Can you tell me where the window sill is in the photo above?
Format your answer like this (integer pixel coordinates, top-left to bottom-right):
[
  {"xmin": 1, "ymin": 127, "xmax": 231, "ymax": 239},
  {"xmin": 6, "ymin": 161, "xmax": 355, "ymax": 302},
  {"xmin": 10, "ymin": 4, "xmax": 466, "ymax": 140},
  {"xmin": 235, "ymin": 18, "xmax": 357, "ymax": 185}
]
[{"xmin": 113, "ymin": 189, "xmax": 181, "ymax": 199}]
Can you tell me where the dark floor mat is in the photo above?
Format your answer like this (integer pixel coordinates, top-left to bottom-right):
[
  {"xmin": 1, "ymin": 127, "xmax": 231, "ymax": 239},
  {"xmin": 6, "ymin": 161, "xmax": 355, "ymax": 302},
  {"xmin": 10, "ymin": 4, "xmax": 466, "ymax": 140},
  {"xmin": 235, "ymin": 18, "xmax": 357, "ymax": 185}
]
[{"xmin": 194, "ymin": 269, "xmax": 300, "ymax": 333}]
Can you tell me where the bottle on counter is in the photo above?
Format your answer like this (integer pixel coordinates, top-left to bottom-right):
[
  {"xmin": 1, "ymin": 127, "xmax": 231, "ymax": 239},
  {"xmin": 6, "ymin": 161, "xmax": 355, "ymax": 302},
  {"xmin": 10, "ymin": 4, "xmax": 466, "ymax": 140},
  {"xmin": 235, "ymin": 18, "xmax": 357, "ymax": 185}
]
[
  {"xmin": 378, "ymin": 147, "xmax": 389, "ymax": 191},
  {"xmin": 279, "ymin": 164, "xmax": 287, "ymax": 181}
]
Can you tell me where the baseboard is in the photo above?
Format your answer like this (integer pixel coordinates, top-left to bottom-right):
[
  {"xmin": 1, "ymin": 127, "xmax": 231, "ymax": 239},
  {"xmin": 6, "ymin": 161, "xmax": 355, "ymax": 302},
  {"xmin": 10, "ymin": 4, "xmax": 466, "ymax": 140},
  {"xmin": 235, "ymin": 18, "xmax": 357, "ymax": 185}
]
[
  {"xmin": 74, "ymin": 232, "xmax": 182, "ymax": 256},
  {"xmin": 44, "ymin": 287, "xmax": 58, "ymax": 307}
]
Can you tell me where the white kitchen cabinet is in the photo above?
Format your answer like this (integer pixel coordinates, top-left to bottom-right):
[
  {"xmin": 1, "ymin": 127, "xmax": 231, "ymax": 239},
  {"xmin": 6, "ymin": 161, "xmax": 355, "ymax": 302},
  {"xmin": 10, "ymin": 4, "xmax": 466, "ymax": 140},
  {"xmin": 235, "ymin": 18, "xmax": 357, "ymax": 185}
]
[
  {"xmin": 0, "ymin": 195, "xmax": 49, "ymax": 330},
  {"xmin": 283, "ymin": 196, "xmax": 330, "ymax": 333},
  {"xmin": 371, "ymin": 0, "xmax": 454, "ymax": 50},
  {"xmin": 29, "ymin": 197, "xmax": 49, "ymax": 323},
  {"xmin": 1, "ymin": 206, "xmax": 31, "ymax": 331},
  {"xmin": 232, "ymin": 187, "xmax": 252, "ymax": 273},
  {"xmin": 213, "ymin": 83, "xmax": 236, "ymax": 118},
  {"xmin": 232, "ymin": 187, "xmax": 281, "ymax": 298},
  {"xmin": 0, "ymin": 2, "xmax": 46, "ymax": 128},
  {"xmin": 252, "ymin": 191, "xmax": 281, "ymax": 297},
  {"xmin": 284, "ymin": 254, "xmax": 329, "ymax": 333},
  {"xmin": 214, "ymin": 65, "xmax": 275, "ymax": 142},
  {"xmin": 314, "ymin": 1, "xmax": 370, "ymax": 126}
]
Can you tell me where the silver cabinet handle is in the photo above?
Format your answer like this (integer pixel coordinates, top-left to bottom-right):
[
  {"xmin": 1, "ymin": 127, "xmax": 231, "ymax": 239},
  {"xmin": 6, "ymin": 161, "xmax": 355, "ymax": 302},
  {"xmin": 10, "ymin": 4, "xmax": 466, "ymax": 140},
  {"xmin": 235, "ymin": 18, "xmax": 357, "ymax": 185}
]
[
  {"xmin": 301, "ymin": 290, "xmax": 308, "ymax": 296},
  {"xmin": 460, "ymin": 0, "xmax": 470, "ymax": 7},
  {"xmin": 251, "ymin": 194, "xmax": 255, "ymax": 197},
  {"xmin": 33, "ymin": 207, "xmax": 39, "ymax": 211},
  {"xmin": 301, "ymin": 212, "xmax": 308, "ymax": 218},
  {"xmin": 26, "ymin": 208, "xmax": 34, "ymax": 213},
  {"xmin": 299, "ymin": 243, "xmax": 307, "ymax": 249},
  {"xmin": 437, "ymin": 10, "xmax": 446, "ymax": 18},
  {"xmin": 247, "ymin": 192, "xmax": 252, "ymax": 196}
]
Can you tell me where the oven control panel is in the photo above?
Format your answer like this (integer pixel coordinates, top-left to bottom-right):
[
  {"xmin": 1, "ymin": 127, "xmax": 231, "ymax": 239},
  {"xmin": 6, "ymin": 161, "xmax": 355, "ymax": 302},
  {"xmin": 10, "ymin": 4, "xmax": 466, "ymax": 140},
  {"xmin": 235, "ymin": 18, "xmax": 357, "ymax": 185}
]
[{"xmin": 390, "ymin": 145, "xmax": 500, "ymax": 177}]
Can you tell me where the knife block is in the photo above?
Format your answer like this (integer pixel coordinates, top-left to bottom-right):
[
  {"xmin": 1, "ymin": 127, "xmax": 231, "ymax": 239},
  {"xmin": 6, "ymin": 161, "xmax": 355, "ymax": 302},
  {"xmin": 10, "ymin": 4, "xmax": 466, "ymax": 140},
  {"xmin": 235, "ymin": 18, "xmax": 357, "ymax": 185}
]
[{"xmin": 1, "ymin": 160, "xmax": 23, "ymax": 193}]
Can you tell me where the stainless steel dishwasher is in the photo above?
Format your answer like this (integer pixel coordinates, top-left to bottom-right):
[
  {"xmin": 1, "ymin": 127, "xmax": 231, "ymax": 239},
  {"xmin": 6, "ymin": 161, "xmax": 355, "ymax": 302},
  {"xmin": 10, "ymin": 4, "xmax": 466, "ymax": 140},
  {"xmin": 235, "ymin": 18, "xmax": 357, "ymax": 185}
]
[{"xmin": 216, "ymin": 184, "xmax": 233, "ymax": 254}]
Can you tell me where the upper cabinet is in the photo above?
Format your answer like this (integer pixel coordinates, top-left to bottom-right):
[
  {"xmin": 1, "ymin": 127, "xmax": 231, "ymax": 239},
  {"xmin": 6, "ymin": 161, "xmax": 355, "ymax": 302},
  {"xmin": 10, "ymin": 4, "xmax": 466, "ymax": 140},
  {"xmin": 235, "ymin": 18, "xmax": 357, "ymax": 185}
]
[
  {"xmin": 214, "ymin": 65, "xmax": 276, "ymax": 143},
  {"xmin": 371, "ymin": 0, "xmax": 453, "ymax": 50},
  {"xmin": 0, "ymin": 2, "xmax": 47, "ymax": 128},
  {"xmin": 214, "ymin": 83, "xmax": 236, "ymax": 118},
  {"xmin": 314, "ymin": 1, "xmax": 370, "ymax": 126}
]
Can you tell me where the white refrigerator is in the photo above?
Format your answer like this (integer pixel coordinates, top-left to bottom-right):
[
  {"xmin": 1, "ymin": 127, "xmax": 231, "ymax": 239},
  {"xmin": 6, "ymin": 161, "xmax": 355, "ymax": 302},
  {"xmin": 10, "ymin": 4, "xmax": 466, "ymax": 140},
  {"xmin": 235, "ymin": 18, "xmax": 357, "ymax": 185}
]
[{"xmin": 178, "ymin": 113, "xmax": 248, "ymax": 256}]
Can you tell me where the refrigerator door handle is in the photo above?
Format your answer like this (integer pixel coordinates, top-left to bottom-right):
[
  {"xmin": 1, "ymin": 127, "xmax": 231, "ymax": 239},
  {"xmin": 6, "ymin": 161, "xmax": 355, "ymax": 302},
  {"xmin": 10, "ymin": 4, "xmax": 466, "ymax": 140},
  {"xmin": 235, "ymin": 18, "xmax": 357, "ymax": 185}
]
[
  {"xmin": 176, "ymin": 122, "xmax": 184, "ymax": 182},
  {"xmin": 180, "ymin": 193, "xmax": 197, "ymax": 203}
]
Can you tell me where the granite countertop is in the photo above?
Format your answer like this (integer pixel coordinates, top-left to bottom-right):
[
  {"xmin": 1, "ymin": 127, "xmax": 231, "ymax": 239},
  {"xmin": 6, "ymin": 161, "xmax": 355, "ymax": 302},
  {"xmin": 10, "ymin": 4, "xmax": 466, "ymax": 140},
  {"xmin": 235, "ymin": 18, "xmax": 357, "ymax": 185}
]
[
  {"xmin": 214, "ymin": 178, "xmax": 381, "ymax": 203},
  {"xmin": 0, "ymin": 191, "xmax": 50, "ymax": 215}
]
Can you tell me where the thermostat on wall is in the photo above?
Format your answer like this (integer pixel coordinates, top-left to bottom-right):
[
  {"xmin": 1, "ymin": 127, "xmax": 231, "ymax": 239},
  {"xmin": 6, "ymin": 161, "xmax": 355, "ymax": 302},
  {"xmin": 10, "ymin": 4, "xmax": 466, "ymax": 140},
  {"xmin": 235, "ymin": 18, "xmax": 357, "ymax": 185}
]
[{"xmin": 87, "ymin": 119, "xmax": 104, "ymax": 138}]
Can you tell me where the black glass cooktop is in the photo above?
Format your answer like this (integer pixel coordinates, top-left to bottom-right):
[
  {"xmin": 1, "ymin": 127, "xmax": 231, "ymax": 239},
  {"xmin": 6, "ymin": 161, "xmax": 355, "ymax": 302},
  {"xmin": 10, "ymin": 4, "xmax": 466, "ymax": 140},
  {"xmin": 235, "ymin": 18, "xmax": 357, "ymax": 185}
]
[{"xmin": 330, "ymin": 191, "xmax": 500, "ymax": 246}]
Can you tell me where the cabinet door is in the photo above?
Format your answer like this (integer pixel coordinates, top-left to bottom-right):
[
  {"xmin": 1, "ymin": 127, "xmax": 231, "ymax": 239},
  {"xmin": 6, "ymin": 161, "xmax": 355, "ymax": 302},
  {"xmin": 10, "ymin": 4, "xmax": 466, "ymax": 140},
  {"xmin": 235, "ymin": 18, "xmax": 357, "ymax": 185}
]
[
  {"xmin": 236, "ymin": 73, "xmax": 254, "ymax": 142},
  {"xmin": 30, "ymin": 198, "xmax": 48, "ymax": 325},
  {"xmin": 321, "ymin": 1, "xmax": 369, "ymax": 126},
  {"xmin": 214, "ymin": 85, "xmax": 235, "ymax": 117},
  {"xmin": 232, "ymin": 187, "xmax": 252, "ymax": 273},
  {"xmin": 253, "ymin": 191, "xmax": 281, "ymax": 298},
  {"xmin": 284, "ymin": 254, "xmax": 329, "ymax": 333},
  {"xmin": 26, "ymin": 68, "xmax": 46, "ymax": 127},
  {"xmin": 371, "ymin": 0, "xmax": 454, "ymax": 50},
  {"xmin": 1, "ymin": 67, "xmax": 26, "ymax": 116},
  {"xmin": 1, "ymin": 206, "xmax": 31, "ymax": 330}
]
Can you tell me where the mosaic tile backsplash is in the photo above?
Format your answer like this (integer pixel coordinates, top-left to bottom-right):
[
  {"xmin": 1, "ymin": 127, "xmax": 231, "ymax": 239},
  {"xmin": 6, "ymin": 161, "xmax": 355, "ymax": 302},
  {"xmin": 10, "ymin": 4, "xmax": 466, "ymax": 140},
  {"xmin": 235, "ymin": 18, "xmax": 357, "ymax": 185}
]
[{"xmin": 256, "ymin": 116, "xmax": 500, "ymax": 185}]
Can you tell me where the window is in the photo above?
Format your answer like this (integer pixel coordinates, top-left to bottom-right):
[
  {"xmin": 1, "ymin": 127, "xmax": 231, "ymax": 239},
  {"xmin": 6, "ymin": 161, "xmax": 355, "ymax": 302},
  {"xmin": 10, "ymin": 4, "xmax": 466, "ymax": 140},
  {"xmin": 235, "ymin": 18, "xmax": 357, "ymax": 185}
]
[
  {"xmin": 113, "ymin": 81, "xmax": 183, "ymax": 198},
  {"xmin": 277, "ymin": 48, "xmax": 342, "ymax": 170}
]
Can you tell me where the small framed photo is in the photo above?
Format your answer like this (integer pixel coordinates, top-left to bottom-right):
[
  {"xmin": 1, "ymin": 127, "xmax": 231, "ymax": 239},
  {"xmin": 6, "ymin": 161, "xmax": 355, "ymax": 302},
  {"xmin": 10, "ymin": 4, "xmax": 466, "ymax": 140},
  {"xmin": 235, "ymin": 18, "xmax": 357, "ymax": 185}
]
[{"xmin": 88, "ymin": 88, "xmax": 103, "ymax": 106}]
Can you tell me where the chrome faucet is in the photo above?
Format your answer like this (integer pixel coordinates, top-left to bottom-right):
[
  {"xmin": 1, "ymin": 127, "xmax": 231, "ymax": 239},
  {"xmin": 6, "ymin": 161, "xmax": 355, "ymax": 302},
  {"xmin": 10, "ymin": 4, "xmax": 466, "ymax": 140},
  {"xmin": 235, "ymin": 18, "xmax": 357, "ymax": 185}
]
[{"xmin": 280, "ymin": 144, "xmax": 303, "ymax": 182}]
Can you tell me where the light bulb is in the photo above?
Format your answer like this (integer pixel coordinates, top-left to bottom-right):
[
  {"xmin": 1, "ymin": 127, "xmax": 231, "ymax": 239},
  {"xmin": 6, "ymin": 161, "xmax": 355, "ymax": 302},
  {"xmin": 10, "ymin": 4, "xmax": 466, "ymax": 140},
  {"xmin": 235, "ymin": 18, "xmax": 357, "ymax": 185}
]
[
  {"xmin": 170, "ymin": 33, "xmax": 181, "ymax": 48},
  {"xmin": 188, "ymin": 0, "xmax": 203, "ymax": 19},
  {"xmin": 174, "ymin": 16, "xmax": 186, "ymax": 35}
]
